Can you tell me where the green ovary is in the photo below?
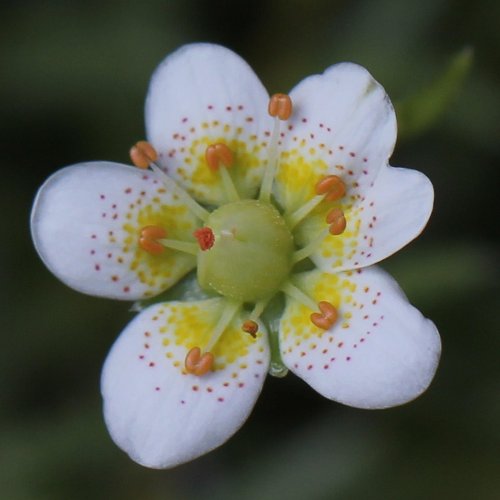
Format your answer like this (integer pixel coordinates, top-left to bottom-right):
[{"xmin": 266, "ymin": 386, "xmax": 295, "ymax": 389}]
[{"xmin": 197, "ymin": 200, "xmax": 294, "ymax": 302}]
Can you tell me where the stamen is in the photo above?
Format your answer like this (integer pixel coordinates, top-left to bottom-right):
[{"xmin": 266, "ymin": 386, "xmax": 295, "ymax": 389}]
[
  {"xmin": 241, "ymin": 298, "xmax": 268, "ymax": 337},
  {"xmin": 139, "ymin": 225, "xmax": 198, "ymax": 256},
  {"xmin": 310, "ymin": 301, "xmax": 338, "ymax": 330},
  {"xmin": 193, "ymin": 227, "xmax": 215, "ymax": 251},
  {"xmin": 315, "ymin": 175, "xmax": 346, "ymax": 201},
  {"xmin": 291, "ymin": 227, "xmax": 329, "ymax": 264},
  {"xmin": 282, "ymin": 282, "xmax": 338, "ymax": 330},
  {"xmin": 205, "ymin": 300, "xmax": 241, "ymax": 352},
  {"xmin": 259, "ymin": 94, "xmax": 292, "ymax": 202},
  {"xmin": 205, "ymin": 143, "xmax": 234, "ymax": 171},
  {"xmin": 326, "ymin": 208, "xmax": 347, "ymax": 235},
  {"xmin": 185, "ymin": 347, "xmax": 214, "ymax": 376},
  {"xmin": 286, "ymin": 176, "xmax": 346, "ymax": 229},
  {"xmin": 139, "ymin": 225, "xmax": 167, "ymax": 255},
  {"xmin": 250, "ymin": 299, "xmax": 267, "ymax": 320},
  {"xmin": 130, "ymin": 140, "xmax": 158, "ymax": 169},
  {"xmin": 130, "ymin": 140, "xmax": 210, "ymax": 222},
  {"xmin": 281, "ymin": 281, "xmax": 318, "ymax": 311},
  {"xmin": 242, "ymin": 320, "xmax": 258, "ymax": 338},
  {"xmin": 184, "ymin": 301, "xmax": 241, "ymax": 376},
  {"xmin": 158, "ymin": 238, "xmax": 198, "ymax": 256},
  {"xmin": 292, "ymin": 209, "xmax": 347, "ymax": 264},
  {"xmin": 285, "ymin": 194, "xmax": 324, "ymax": 229},
  {"xmin": 205, "ymin": 143, "xmax": 240, "ymax": 202},
  {"xmin": 268, "ymin": 93, "xmax": 293, "ymax": 121}
]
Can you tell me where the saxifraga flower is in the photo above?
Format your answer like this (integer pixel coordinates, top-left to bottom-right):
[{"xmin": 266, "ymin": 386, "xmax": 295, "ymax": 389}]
[{"xmin": 30, "ymin": 44, "xmax": 441, "ymax": 468}]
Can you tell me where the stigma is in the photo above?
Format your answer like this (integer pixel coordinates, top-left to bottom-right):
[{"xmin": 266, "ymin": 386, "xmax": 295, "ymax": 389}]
[{"xmin": 194, "ymin": 227, "xmax": 215, "ymax": 251}]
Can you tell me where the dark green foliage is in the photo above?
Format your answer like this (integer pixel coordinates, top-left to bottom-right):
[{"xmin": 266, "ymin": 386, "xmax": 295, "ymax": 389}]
[{"xmin": 1, "ymin": 0, "xmax": 498, "ymax": 498}]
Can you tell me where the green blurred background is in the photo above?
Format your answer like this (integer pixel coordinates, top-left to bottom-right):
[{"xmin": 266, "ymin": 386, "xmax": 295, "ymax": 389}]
[{"xmin": 1, "ymin": 0, "xmax": 499, "ymax": 498}]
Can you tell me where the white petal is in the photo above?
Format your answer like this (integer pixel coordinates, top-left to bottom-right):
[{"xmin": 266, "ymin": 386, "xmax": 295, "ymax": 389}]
[
  {"xmin": 31, "ymin": 162, "xmax": 197, "ymax": 300},
  {"xmin": 280, "ymin": 267, "xmax": 441, "ymax": 409},
  {"xmin": 295, "ymin": 165, "xmax": 434, "ymax": 272},
  {"xmin": 146, "ymin": 43, "xmax": 273, "ymax": 206},
  {"xmin": 275, "ymin": 62, "xmax": 396, "ymax": 213},
  {"xmin": 101, "ymin": 299, "xmax": 270, "ymax": 468}
]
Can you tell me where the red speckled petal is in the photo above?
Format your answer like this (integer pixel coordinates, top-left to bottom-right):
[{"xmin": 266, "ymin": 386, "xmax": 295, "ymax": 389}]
[
  {"xmin": 101, "ymin": 299, "xmax": 269, "ymax": 468},
  {"xmin": 279, "ymin": 267, "xmax": 441, "ymax": 409},
  {"xmin": 31, "ymin": 162, "xmax": 197, "ymax": 300},
  {"xmin": 274, "ymin": 62, "xmax": 396, "ymax": 213},
  {"xmin": 146, "ymin": 43, "xmax": 273, "ymax": 206},
  {"xmin": 294, "ymin": 165, "xmax": 434, "ymax": 272}
]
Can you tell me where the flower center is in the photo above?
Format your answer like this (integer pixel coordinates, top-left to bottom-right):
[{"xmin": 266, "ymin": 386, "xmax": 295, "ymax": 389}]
[{"xmin": 196, "ymin": 199, "xmax": 294, "ymax": 302}]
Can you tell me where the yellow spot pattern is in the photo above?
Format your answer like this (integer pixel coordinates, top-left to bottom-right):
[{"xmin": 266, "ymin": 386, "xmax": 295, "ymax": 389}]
[
  {"xmin": 276, "ymin": 151, "xmax": 328, "ymax": 212},
  {"xmin": 319, "ymin": 206, "xmax": 361, "ymax": 264},
  {"xmin": 281, "ymin": 271, "xmax": 355, "ymax": 343},
  {"xmin": 174, "ymin": 127, "xmax": 264, "ymax": 205},
  {"xmin": 123, "ymin": 202, "xmax": 196, "ymax": 295},
  {"xmin": 159, "ymin": 300, "xmax": 258, "ymax": 372}
]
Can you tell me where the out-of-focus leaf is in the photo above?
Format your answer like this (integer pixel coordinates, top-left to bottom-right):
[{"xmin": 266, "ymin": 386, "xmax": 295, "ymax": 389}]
[
  {"xmin": 395, "ymin": 47, "xmax": 474, "ymax": 139},
  {"xmin": 383, "ymin": 242, "xmax": 496, "ymax": 307}
]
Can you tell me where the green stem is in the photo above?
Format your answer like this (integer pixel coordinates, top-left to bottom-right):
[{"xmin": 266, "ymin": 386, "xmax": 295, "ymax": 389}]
[{"xmin": 268, "ymin": 327, "xmax": 288, "ymax": 378}]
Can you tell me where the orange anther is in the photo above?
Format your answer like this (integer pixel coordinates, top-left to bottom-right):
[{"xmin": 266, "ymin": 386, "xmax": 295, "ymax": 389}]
[
  {"xmin": 130, "ymin": 140, "xmax": 158, "ymax": 169},
  {"xmin": 193, "ymin": 227, "xmax": 215, "ymax": 251},
  {"xmin": 139, "ymin": 225, "xmax": 167, "ymax": 255},
  {"xmin": 242, "ymin": 320, "xmax": 259, "ymax": 337},
  {"xmin": 326, "ymin": 208, "xmax": 347, "ymax": 235},
  {"xmin": 141, "ymin": 225, "xmax": 167, "ymax": 240},
  {"xmin": 310, "ymin": 301, "xmax": 338, "ymax": 330},
  {"xmin": 185, "ymin": 347, "xmax": 214, "ymax": 376},
  {"xmin": 268, "ymin": 93, "xmax": 293, "ymax": 120},
  {"xmin": 315, "ymin": 175, "xmax": 346, "ymax": 201},
  {"xmin": 205, "ymin": 143, "xmax": 234, "ymax": 171}
]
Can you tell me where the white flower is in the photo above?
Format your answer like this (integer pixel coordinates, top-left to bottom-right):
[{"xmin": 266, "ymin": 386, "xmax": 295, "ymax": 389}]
[{"xmin": 30, "ymin": 43, "xmax": 441, "ymax": 469}]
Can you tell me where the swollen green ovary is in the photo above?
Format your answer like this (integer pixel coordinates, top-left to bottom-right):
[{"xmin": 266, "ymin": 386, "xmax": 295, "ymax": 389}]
[{"xmin": 197, "ymin": 200, "xmax": 294, "ymax": 302}]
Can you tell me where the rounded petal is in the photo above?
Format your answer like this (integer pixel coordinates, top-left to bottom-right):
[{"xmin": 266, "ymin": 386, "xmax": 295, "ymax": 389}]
[
  {"xmin": 101, "ymin": 299, "xmax": 270, "ymax": 468},
  {"xmin": 146, "ymin": 43, "xmax": 273, "ymax": 206},
  {"xmin": 280, "ymin": 267, "xmax": 441, "ymax": 409},
  {"xmin": 31, "ymin": 162, "xmax": 197, "ymax": 300},
  {"xmin": 275, "ymin": 63, "xmax": 396, "ymax": 212},
  {"xmin": 295, "ymin": 165, "xmax": 434, "ymax": 272}
]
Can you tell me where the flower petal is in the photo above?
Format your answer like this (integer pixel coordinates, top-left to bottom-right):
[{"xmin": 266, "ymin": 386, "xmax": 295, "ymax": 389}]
[
  {"xmin": 275, "ymin": 62, "xmax": 396, "ymax": 213},
  {"xmin": 146, "ymin": 43, "xmax": 273, "ymax": 206},
  {"xmin": 279, "ymin": 267, "xmax": 441, "ymax": 409},
  {"xmin": 31, "ymin": 162, "xmax": 198, "ymax": 300},
  {"xmin": 295, "ymin": 165, "xmax": 434, "ymax": 272},
  {"xmin": 101, "ymin": 299, "xmax": 270, "ymax": 468}
]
